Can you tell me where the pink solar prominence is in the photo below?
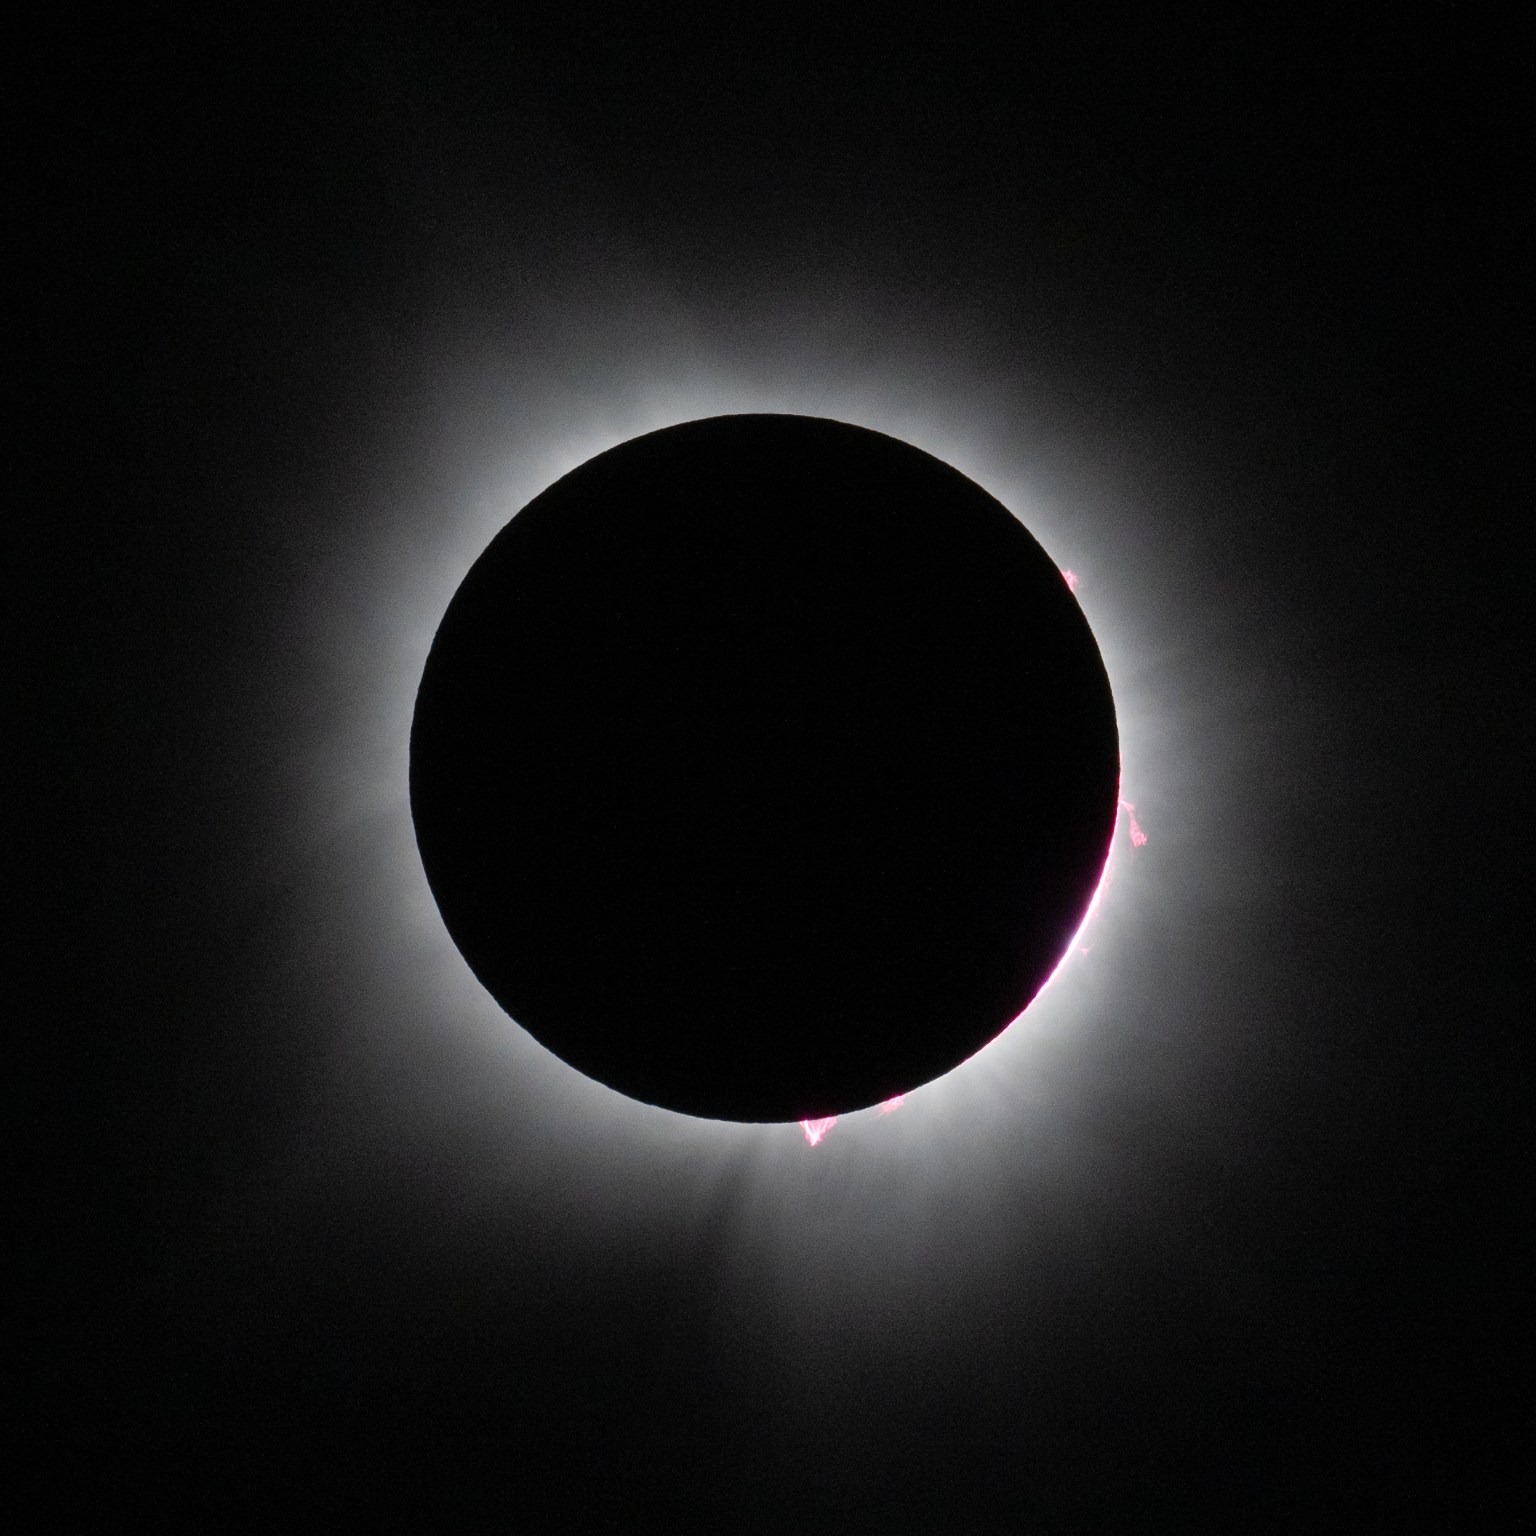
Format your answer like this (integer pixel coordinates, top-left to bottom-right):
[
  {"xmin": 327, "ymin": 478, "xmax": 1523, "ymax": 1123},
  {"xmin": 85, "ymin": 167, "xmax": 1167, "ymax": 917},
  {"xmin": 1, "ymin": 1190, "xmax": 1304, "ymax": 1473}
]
[{"xmin": 1121, "ymin": 800, "xmax": 1147, "ymax": 847}]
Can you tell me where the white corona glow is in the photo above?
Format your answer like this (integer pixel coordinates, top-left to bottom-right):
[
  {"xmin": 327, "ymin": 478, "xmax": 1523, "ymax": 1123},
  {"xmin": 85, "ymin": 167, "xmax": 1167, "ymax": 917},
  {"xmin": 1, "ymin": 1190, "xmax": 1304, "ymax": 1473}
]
[{"xmin": 278, "ymin": 294, "xmax": 1174, "ymax": 1276}]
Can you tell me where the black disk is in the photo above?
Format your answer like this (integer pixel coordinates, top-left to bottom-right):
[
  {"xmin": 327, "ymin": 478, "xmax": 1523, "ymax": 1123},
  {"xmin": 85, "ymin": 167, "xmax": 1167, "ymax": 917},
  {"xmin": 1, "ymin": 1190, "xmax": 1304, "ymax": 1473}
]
[{"xmin": 410, "ymin": 415, "xmax": 1118, "ymax": 1121}]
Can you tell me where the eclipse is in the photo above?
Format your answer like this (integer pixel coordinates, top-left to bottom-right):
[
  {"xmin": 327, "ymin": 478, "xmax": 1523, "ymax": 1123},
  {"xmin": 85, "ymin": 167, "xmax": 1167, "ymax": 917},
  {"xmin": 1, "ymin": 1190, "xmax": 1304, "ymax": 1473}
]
[{"xmin": 409, "ymin": 414, "xmax": 1119, "ymax": 1122}]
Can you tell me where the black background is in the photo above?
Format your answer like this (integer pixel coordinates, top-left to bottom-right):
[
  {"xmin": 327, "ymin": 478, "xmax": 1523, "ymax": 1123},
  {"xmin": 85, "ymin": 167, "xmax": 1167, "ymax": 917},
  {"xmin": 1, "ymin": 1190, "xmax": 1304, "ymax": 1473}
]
[{"xmin": 20, "ymin": 14, "xmax": 1524, "ymax": 1527}]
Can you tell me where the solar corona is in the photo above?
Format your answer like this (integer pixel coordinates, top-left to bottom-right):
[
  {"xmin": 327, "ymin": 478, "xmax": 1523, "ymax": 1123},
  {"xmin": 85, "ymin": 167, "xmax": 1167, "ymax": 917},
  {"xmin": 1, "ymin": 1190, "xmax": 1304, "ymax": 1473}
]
[{"xmin": 409, "ymin": 414, "xmax": 1120, "ymax": 1123}]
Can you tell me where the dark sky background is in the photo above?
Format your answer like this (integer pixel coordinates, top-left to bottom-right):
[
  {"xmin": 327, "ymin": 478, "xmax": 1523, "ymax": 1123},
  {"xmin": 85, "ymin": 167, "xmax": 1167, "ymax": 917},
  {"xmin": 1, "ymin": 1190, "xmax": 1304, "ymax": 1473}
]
[{"xmin": 21, "ymin": 16, "xmax": 1523, "ymax": 1528}]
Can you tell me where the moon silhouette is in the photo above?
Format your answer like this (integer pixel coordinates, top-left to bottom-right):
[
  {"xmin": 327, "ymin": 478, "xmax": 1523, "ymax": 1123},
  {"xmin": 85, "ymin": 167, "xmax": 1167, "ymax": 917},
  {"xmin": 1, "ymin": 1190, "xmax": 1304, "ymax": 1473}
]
[{"xmin": 410, "ymin": 415, "xmax": 1119, "ymax": 1121}]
